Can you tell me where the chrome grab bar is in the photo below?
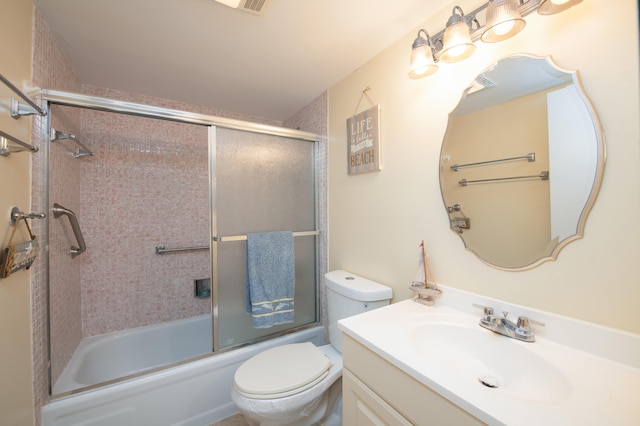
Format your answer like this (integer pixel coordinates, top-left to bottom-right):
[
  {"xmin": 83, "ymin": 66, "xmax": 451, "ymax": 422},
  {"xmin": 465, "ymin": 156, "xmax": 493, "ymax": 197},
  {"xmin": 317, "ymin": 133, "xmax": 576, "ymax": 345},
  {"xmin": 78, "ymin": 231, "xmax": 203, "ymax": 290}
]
[
  {"xmin": 52, "ymin": 203, "xmax": 87, "ymax": 258},
  {"xmin": 155, "ymin": 245, "xmax": 208, "ymax": 255}
]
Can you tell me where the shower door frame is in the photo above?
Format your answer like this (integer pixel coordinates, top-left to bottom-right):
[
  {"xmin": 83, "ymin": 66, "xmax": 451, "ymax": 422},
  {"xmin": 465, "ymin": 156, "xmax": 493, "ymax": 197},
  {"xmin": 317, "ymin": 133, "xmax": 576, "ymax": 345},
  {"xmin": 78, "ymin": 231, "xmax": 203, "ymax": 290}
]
[{"xmin": 41, "ymin": 89, "xmax": 322, "ymax": 394}]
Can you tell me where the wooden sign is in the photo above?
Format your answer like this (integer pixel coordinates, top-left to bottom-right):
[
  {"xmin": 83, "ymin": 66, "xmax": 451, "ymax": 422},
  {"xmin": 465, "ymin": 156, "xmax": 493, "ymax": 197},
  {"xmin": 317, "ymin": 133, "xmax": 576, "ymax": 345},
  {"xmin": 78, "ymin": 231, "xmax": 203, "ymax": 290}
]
[{"xmin": 347, "ymin": 105, "xmax": 381, "ymax": 175}]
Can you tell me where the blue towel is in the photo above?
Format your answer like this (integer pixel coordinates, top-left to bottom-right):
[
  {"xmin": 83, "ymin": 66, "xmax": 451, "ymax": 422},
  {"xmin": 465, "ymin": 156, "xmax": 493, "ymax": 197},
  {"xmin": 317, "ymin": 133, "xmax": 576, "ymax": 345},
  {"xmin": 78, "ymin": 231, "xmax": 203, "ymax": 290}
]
[{"xmin": 245, "ymin": 231, "xmax": 295, "ymax": 328}]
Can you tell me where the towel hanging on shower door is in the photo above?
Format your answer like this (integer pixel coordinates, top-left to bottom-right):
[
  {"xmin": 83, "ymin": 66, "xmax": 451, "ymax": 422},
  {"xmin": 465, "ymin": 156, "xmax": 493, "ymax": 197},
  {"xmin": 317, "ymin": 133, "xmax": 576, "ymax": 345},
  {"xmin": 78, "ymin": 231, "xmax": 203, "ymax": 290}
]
[{"xmin": 245, "ymin": 231, "xmax": 295, "ymax": 328}]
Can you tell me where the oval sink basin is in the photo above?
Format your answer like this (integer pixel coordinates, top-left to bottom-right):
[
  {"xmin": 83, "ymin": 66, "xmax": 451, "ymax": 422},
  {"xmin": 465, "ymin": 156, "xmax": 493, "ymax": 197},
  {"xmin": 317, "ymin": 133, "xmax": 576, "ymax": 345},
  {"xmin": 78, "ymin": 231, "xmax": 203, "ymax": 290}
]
[{"xmin": 410, "ymin": 321, "xmax": 572, "ymax": 402}]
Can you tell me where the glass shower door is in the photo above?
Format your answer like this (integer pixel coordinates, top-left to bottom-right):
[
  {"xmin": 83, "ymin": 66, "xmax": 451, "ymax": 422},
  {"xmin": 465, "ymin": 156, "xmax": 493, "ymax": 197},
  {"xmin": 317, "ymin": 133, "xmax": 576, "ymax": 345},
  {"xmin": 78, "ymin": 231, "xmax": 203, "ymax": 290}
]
[{"xmin": 211, "ymin": 127, "xmax": 318, "ymax": 350}]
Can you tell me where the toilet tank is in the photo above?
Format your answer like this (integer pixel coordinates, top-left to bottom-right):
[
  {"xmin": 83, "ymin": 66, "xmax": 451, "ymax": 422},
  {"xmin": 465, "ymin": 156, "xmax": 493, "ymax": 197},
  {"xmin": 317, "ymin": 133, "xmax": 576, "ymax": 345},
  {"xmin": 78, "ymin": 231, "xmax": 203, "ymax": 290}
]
[{"xmin": 324, "ymin": 270, "xmax": 392, "ymax": 353}]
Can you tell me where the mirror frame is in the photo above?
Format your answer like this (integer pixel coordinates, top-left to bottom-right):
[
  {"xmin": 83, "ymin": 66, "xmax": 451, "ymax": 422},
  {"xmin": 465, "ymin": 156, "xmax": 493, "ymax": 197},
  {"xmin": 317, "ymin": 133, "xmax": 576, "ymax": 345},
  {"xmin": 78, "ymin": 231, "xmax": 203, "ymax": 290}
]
[{"xmin": 439, "ymin": 54, "xmax": 606, "ymax": 271}]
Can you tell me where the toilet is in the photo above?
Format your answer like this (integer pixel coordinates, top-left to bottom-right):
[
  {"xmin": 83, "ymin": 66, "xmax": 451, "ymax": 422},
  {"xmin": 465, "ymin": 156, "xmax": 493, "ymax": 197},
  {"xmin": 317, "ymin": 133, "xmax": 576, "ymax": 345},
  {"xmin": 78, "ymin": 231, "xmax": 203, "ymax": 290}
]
[{"xmin": 231, "ymin": 270, "xmax": 392, "ymax": 426}]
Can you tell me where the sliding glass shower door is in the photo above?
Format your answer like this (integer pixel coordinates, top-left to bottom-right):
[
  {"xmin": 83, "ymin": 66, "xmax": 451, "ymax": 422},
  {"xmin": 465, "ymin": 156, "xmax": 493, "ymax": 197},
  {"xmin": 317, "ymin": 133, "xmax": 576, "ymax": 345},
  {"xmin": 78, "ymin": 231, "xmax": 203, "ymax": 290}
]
[{"xmin": 211, "ymin": 127, "xmax": 318, "ymax": 350}]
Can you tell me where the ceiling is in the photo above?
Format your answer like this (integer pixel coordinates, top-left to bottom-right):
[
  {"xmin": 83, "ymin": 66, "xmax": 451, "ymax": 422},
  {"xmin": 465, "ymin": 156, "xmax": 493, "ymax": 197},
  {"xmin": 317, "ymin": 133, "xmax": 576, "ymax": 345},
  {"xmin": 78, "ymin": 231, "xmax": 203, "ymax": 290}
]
[{"xmin": 33, "ymin": 0, "xmax": 449, "ymax": 122}]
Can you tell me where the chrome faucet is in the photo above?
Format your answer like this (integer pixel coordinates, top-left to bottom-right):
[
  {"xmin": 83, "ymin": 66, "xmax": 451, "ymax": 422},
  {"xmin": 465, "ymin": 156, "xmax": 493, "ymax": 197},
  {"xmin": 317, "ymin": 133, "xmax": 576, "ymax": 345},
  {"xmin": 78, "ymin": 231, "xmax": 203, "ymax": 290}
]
[{"xmin": 473, "ymin": 304, "xmax": 545, "ymax": 343}]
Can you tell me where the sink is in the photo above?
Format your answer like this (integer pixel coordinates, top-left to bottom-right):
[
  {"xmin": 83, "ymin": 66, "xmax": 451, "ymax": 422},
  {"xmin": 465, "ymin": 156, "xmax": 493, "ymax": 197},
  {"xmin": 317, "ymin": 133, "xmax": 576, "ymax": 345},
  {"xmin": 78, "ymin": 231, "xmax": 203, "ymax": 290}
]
[
  {"xmin": 410, "ymin": 319, "xmax": 572, "ymax": 402},
  {"xmin": 339, "ymin": 294, "xmax": 640, "ymax": 425}
]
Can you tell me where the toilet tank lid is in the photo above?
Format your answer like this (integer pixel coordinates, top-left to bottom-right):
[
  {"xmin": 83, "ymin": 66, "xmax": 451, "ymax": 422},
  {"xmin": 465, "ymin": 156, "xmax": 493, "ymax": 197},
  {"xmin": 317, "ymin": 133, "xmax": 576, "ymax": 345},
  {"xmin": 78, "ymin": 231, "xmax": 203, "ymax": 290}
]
[{"xmin": 324, "ymin": 270, "xmax": 392, "ymax": 301}]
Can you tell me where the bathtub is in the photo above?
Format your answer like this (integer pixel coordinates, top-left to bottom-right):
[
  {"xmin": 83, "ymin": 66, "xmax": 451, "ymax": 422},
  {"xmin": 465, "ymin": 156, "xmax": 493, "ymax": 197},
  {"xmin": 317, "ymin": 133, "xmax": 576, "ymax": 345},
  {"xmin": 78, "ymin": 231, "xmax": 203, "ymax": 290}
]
[
  {"xmin": 43, "ymin": 316, "xmax": 324, "ymax": 426},
  {"xmin": 53, "ymin": 314, "xmax": 215, "ymax": 394}
]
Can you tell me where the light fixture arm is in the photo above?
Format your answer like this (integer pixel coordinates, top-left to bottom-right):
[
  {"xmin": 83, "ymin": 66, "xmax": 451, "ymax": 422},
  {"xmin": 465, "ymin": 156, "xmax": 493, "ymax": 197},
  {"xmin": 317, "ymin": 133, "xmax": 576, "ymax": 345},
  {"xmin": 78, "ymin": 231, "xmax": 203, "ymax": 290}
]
[
  {"xmin": 412, "ymin": 29, "xmax": 435, "ymax": 52},
  {"xmin": 446, "ymin": 6, "xmax": 466, "ymax": 27},
  {"xmin": 429, "ymin": 0, "xmax": 549, "ymax": 61}
]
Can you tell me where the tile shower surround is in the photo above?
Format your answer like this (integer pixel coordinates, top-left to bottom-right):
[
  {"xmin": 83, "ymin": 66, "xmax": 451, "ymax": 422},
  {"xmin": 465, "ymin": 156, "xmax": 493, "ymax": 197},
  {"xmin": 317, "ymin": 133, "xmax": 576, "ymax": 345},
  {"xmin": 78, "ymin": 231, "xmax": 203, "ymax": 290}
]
[
  {"xmin": 76, "ymin": 108, "xmax": 211, "ymax": 337},
  {"xmin": 32, "ymin": 9, "xmax": 84, "ymax": 422},
  {"xmin": 32, "ymin": 8, "xmax": 327, "ymax": 422}
]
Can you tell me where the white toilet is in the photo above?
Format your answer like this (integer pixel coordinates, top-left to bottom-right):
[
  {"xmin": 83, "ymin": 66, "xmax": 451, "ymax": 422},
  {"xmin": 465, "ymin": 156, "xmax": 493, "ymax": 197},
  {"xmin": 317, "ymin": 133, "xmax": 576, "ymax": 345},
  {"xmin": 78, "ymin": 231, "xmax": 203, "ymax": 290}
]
[{"xmin": 231, "ymin": 270, "xmax": 392, "ymax": 426}]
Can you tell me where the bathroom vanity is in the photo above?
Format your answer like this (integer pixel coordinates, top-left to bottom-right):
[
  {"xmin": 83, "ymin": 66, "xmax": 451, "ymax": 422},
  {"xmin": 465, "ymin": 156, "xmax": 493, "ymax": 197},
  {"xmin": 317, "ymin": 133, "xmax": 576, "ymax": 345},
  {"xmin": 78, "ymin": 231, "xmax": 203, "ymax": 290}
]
[
  {"xmin": 343, "ymin": 334, "xmax": 484, "ymax": 425},
  {"xmin": 339, "ymin": 286, "xmax": 640, "ymax": 425}
]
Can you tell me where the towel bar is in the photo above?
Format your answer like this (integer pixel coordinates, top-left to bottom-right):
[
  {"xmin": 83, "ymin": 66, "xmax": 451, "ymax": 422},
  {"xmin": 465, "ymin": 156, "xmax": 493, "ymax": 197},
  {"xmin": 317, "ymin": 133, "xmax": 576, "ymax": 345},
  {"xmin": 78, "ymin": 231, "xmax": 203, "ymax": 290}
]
[
  {"xmin": 213, "ymin": 230, "xmax": 319, "ymax": 242},
  {"xmin": 156, "ymin": 231, "xmax": 319, "ymax": 254}
]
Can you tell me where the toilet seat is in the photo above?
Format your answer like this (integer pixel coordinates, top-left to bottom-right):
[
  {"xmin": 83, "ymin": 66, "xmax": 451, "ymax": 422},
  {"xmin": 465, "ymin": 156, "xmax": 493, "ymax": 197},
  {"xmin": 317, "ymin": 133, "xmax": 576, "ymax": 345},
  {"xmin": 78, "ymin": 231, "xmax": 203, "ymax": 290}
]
[{"xmin": 234, "ymin": 342, "xmax": 332, "ymax": 399}]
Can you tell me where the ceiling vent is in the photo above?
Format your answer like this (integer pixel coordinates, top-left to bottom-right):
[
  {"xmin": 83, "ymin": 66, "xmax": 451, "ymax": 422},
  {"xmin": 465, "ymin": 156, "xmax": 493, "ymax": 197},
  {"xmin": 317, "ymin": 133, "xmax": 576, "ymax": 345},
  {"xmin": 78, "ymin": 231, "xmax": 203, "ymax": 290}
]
[
  {"xmin": 468, "ymin": 74, "xmax": 497, "ymax": 94},
  {"xmin": 213, "ymin": 0, "xmax": 270, "ymax": 15},
  {"xmin": 240, "ymin": 0, "xmax": 269, "ymax": 15}
]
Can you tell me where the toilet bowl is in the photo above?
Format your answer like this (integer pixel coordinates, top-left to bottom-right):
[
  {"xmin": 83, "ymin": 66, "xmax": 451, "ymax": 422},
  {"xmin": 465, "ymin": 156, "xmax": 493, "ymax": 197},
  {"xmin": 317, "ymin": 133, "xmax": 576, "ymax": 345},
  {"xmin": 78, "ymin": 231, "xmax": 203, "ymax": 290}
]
[
  {"xmin": 231, "ymin": 343, "xmax": 342, "ymax": 426},
  {"xmin": 231, "ymin": 270, "xmax": 392, "ymax": 426}
]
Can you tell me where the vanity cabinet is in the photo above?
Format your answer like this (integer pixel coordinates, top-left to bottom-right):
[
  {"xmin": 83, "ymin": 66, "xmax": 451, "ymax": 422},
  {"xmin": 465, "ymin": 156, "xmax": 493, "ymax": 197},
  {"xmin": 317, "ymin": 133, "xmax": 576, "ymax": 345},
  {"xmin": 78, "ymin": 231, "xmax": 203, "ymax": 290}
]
[{"xmin": 342, "ymin": 334, "xmax": 485, "ymax": 426}]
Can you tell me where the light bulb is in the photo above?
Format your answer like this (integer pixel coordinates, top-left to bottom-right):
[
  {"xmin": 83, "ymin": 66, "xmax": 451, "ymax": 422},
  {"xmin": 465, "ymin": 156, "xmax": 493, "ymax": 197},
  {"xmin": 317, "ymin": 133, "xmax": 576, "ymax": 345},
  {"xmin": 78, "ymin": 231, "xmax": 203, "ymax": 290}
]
[
  {"xmin": 481, "ymin": 0, "xmax": 526, "ymax": 43},
  {"xmin": 408, "ymin": 32, "xmax": 438, "ymax": 79},
  {"xmin": 440, "ymin": 20, "xmax": 476, "ymax": 63},
  {"xmin": 538, "ymin": 0, "xmax": 582, "ymax": 15},
  {"xmin": 491, "ymin": 20, "xmax": 515, "ymax": 36}
]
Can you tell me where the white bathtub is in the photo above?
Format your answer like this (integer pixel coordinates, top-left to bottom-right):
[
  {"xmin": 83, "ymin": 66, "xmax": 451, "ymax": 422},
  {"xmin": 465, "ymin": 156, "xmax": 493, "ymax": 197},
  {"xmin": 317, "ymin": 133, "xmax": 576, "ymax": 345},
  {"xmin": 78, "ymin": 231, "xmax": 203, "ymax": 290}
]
[
  {"xmin": 43, "ymin": 317, "xmax": 324, "ymax": 426},
  {"xmin": 53, "ymin": 314, "xmax": 215, "ymax": 394}
]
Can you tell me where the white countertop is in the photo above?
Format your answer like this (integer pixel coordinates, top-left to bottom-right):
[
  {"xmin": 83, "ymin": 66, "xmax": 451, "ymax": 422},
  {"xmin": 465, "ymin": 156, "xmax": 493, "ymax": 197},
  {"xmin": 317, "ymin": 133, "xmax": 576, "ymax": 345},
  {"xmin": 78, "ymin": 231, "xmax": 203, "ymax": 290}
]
[{"xmin": 338, "ymin": 286, "xmax": 640, "ymax": 426}]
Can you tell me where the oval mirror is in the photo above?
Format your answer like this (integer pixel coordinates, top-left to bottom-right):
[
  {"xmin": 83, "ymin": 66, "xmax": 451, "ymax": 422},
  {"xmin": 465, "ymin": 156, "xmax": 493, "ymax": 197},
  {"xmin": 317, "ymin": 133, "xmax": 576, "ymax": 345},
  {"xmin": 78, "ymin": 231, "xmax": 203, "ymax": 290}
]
[{"xmin": 439, "ymin": 55, "xmax": 605, "ymax": 270}]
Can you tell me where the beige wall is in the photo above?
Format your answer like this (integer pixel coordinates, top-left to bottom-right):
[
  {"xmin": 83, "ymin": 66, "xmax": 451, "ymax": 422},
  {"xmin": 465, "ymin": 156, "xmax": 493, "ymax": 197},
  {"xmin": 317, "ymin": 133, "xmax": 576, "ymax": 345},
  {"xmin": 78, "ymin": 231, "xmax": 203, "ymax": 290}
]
[
  {"xmin": 0, "ymin": 1, "xmax": 36, "ymax": 424},
  {"xmin": 328, "ymin": 0, "xmax": 640, "ymax": 333}
]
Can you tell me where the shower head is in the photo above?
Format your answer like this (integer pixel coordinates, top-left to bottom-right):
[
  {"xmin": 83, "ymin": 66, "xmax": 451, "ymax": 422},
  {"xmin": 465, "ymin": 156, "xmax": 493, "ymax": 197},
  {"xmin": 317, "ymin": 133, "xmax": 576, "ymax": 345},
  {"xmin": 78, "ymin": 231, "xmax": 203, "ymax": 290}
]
[{"xmin": 50, "ymin": 127, "xmax": 94, "ymax": 158}]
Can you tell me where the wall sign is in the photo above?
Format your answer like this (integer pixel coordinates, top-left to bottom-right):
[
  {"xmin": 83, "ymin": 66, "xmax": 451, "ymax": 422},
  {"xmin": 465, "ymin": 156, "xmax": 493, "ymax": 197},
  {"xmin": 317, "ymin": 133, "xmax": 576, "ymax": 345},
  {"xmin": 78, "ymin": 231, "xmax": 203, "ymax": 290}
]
[{"xmin": 347, "ymin": 104, "xmax": 381, "ymax": 175}]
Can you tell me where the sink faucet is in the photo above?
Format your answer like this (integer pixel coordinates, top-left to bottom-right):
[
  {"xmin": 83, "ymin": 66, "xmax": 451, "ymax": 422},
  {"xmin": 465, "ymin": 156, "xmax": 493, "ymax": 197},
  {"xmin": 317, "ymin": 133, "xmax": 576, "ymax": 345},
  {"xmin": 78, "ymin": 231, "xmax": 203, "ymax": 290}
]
[{"xmin": 473, "ymin": 304, "xmax": 545, "ymax": 343}]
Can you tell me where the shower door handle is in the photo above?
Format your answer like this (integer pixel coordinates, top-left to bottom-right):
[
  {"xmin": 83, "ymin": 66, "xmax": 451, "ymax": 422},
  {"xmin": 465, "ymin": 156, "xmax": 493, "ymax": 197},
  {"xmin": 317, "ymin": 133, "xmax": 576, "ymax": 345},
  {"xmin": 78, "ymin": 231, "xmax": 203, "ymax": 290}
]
[{"xmin": 52, "ymin": 203, "xmax": 87, "ymax": 258}]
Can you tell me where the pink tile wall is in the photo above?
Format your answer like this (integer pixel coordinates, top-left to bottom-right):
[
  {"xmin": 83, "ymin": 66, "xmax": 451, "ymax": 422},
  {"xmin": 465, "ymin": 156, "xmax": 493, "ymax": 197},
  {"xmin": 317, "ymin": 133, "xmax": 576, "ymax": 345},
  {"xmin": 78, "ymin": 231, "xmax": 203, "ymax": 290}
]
[
  {"xmin": 47, "ymin": 105, "xmax": 84, "ymax": 382},
  {"xmin": 77, "ymin": 106, "xmax": 210, "ymax": 336},
  {"xmin": 32, "ymin": 8, "xmax": 84, "ymax": 412}
]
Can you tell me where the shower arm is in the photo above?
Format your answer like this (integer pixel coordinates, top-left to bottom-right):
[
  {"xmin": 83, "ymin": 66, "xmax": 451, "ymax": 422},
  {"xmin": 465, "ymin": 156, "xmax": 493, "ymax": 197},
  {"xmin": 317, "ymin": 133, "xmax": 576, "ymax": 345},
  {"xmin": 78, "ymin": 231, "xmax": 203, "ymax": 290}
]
[{"xmin": 52, "ymin": 203, "xmax": 87, "ymax": 258}]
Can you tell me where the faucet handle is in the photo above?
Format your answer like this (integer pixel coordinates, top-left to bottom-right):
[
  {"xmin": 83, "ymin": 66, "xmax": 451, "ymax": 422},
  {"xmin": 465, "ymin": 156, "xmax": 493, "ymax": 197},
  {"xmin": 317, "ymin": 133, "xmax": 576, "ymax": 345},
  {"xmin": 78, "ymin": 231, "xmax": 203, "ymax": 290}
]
[
  {"xmin": 472, "ymin": 303, "xmax": 494, "ymax": 316},
  {"xmin": 517, "ymin": 316, "xmax": 545, "ymax": 331}
]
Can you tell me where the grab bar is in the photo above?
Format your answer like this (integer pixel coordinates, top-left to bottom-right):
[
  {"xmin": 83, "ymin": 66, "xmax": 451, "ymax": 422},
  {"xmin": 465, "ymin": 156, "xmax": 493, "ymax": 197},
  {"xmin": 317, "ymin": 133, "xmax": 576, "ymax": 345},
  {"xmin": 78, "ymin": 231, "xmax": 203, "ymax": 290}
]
[
  {"xmin": 155, "ymin": 245, "xmax": 208, "ymax": 255},
  {"xmin": 451, "ymin": 153, "xmax": 535, "ymax": 171},
  {"xmin": 458, "ymin": 171, "xmax": 549, "ymax": 186},
  {"xmin": 52, "ymin": 203, "xmax": 87, "ymax": 258}
]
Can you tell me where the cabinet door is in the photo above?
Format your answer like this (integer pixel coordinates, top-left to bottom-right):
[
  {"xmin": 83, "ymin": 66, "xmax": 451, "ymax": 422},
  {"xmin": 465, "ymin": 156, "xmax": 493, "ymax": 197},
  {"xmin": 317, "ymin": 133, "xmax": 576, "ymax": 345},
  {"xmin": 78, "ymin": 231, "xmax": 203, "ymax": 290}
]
[{"xmin": 343, "ymin": 369, "xmax": 412, "ymax": 426}]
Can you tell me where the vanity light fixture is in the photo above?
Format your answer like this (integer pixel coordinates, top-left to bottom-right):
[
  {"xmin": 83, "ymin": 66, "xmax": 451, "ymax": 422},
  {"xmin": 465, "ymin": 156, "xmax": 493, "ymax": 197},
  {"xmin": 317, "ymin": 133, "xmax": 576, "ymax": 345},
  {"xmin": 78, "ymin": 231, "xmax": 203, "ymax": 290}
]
[
  {"xmin": 408, "ymin": 0, "xmax": 584, "ymax": 78},
  {"xmin": 481, "ymin": 0, "xmax": 526, "ymax": 43},
  {"xmin": 408, "ymin": 30, "xmax": 439, "ymax": 79},
  {"xmin": 439, "ymin": 6, "xmax": 477, "ymax": 63},
  {"xmin": 537, "ymin": 0, "xmax": 583, "ymax": 15}
]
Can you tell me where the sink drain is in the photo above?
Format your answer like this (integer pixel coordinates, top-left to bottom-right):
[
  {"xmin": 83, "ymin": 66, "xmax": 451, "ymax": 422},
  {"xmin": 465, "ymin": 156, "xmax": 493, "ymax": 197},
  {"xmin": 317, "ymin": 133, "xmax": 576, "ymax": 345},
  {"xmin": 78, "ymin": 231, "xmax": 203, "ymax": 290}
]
[{"xmin": 478, "ymin": 375, "xmax": 499, "ymax": 389}]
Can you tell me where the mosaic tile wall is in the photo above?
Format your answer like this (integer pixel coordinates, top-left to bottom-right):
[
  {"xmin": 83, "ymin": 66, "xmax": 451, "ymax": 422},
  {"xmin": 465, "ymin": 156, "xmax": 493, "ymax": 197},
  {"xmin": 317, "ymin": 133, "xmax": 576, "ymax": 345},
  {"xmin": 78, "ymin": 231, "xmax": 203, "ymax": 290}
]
[
  {"xmin": 76, "ymin": 100, "xmax": 211, "ymax": 337},
  {"xmin": 31, "ymin": 9, "xmax": 84, "ymax": 421}
]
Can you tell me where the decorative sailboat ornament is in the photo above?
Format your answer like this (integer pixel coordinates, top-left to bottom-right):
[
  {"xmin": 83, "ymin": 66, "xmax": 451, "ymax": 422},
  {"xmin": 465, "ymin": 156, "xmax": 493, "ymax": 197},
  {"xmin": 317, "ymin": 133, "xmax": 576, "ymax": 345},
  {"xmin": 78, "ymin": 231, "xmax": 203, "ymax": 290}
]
[{"xmin": 409, "ymin": 240, "xmax": 442, "ymax": 305}]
